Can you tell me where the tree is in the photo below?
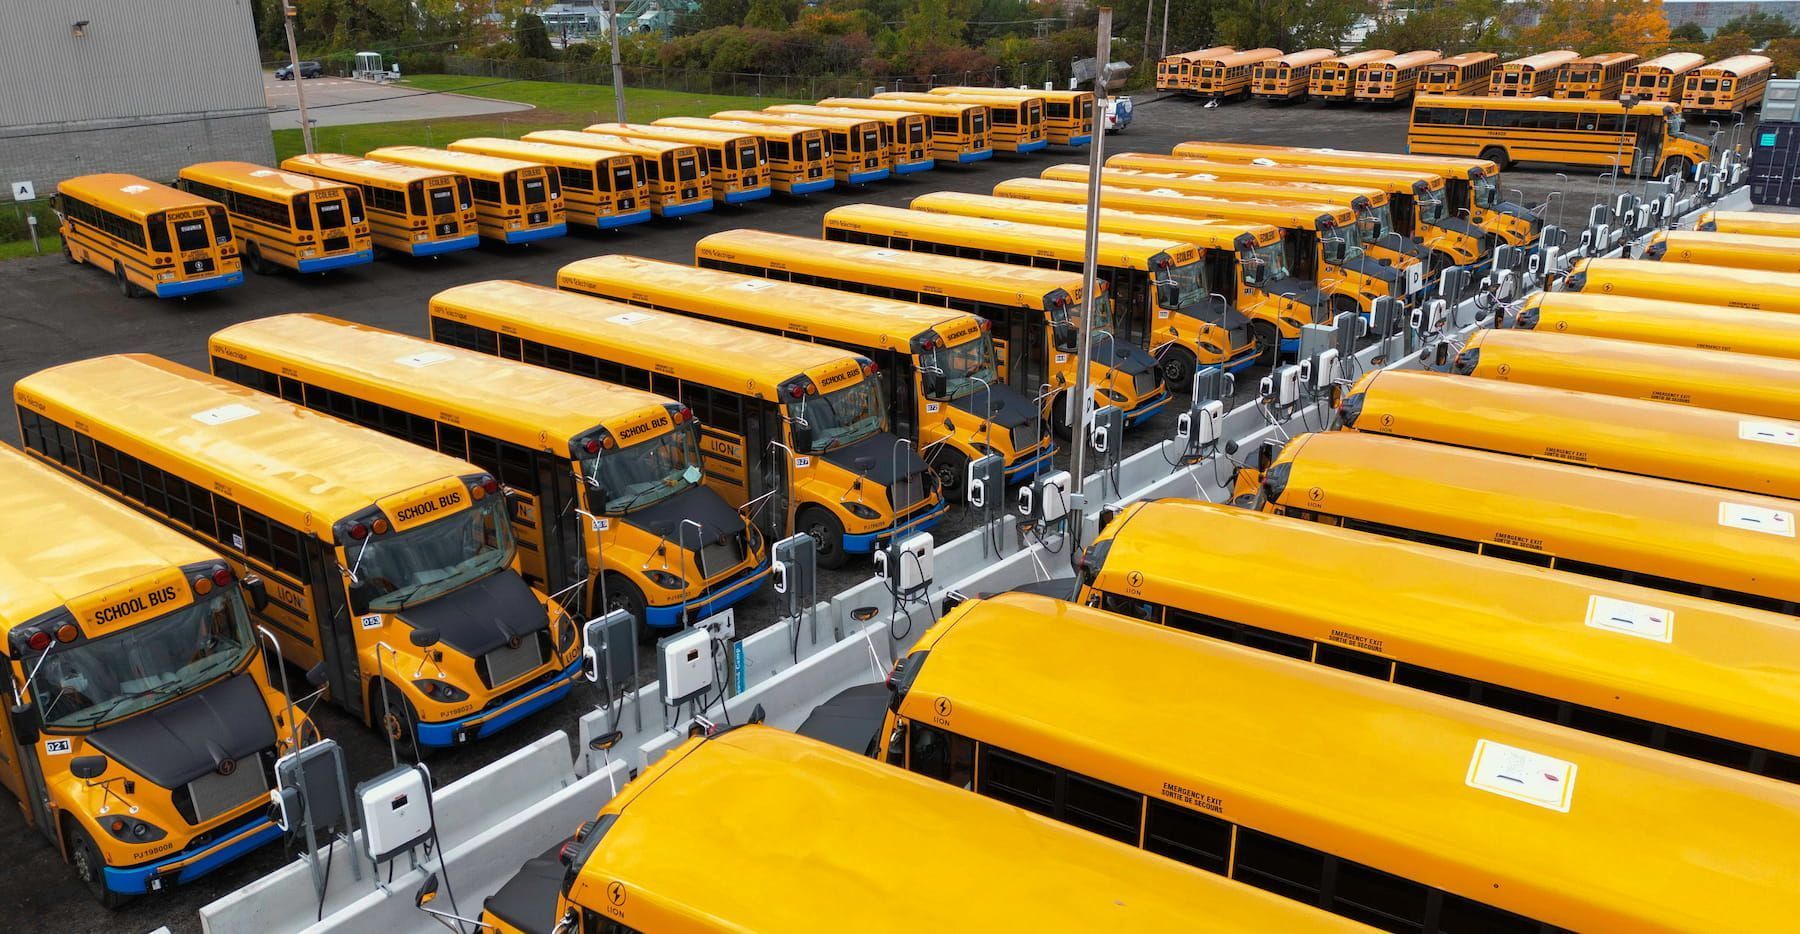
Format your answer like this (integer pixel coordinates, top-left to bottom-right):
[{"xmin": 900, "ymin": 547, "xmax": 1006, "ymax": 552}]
[
  {"xmin": 1712, "ymin": 10, "xmax": 1793, "ymax": 46},
  {"xmin": 686, "ymin": 0, "xmax": 752, "ymax": 35},
  {"xmin": 744, "ymin": 0, "xmax": 799, "ymax": 30},
  {"xmin": 1514, "ymin": 0, "xmax": 1669, "ymax": 58},
  {"xmin": 1668, "ymin": 21, "xmax": 1707, "ymax": 44},
  {"xmin": 1767, "ymin": 37, "xmax": 1800, "ymax": 77},
  {"xmin": 1704, "ymin": 30, "xmax": 1756, "ymax": 60},
  {"xmin": 514, "ymin": 13, "xmax": 553, "ymax": 59},
  {"xmin": 1363, "ymin": 0, "xmax": 1515, "ymax": 53},
  {"xmin": 1214, "ymin": 0, "xmax": 1370, "ymax": 51}
]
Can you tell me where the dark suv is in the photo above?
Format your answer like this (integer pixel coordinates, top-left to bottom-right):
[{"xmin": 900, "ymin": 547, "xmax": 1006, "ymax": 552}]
[{"xmin": 275, "ymin": 61, "xmax": 322, "ymax": 80}]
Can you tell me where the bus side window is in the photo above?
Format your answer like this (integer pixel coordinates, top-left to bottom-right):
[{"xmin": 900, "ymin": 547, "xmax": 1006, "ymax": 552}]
[{"xmin": 908, "ymin": 722, "xmax": 974, "ymax": 789}]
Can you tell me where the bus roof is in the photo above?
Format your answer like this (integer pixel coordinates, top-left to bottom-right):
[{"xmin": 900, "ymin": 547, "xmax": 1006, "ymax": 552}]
[
  {"xmin": 14, "ymin": 355, "xmax": 489, "ymax": 531},
  {"xmin": 209, "ymin": 315, "xmax": 678, "ymax": 450},
  {"xmin": 719, "ymin": 109, "xmax": 873, "ymax": 130},
  {"xmin": 1090, "ymin": 497, "xmax": 1800, "ymax": 760},
  {"xmin": 521, "ymin": 130, "xmax": 690, "ymax": 159},
  {"xmin": 574, "ymin": 726, "xmax": 1358, "ymax": 931},
  {"xmin": 1168, "ymin": 46, "xmax": 1235, "ymax": 63},
  {"xmin": 449, "ymin": 137, "xmax": 628, "ymax": 170},
  {"xmin": 1170, "ymin": 141, "xmax": 1500, "ymax": 180},
  {"xmin": 1568, "ymin": 256, "xmax": 1800, "ymax": 308},
  {"xmin": 1000, "ymin": 175, "xmax": 1354, "ymax": 229},
  {"xmin": 367, "ymin": 146, "xmax": 540, "ymax": 179},
  {"xmin": 930, "ymin": 86, "xmax": 1093, "ymax": 103},
  {"xmin": 1271, "ymin": 48, "xmax": 1336, "ymax": 67},
  {"xmin": 0, "ymin": 444, "xmax": 222, "ymax": 632},
  {"xmin": 908, "ymin": 190, "xmax": 1277, "ymax": 251},
  {"xmin": 822, "ymin": 96, "xmax": 979, "ymax": 116},
  {"xmin": 56, "ymin": 174, "xmax": 219, "ymax": 220},
  {"xmin": 1520, "ymin": 288, "xmax": 1800, "ymax": 355},
  {"xmin": 180, "ymin": 161, "xmax": 351, "ymax": 199},
  {"xmin": 587, "ymin": 121, "xmax": 757, "ymax": 148},
  {"xmin": 1369, "ymin": 50, "xmax": 1442, "ymax": 69},
  {"xmin": 768, "ymin": 104, "xmax": 919, "ymax": 126},
  {"xmin": 1320, "ymin": 49, "xmax": 1394, "ymax": 68},
  {"xmin": 695, "ymin": 228, "xmax": 1093, "ymax": 308},
  {"xmin": 1193, "ymin": 47, "xmax": 1282, "ymax": 66},
  {"xmin": 1632, "ymin": 52, "xmax": 1706, "ymax": 73},
  {"xmin": 281, "ymin": 152, "xmax": 457, "ymax": 185},
  {"xmin": 1699, "ymin": 54, "xmax": 1773, "ymax": 75},
  {"xmin": 1647, "ymin": 229, "xmax": 1800, "ymax": 263},
  {"xmin": 1048, "ymin": 164, "xmax": 1380, "ymax": 212},
  {"xmin": 1414, "ymin": 94, "xmax": 1680, "ymax": 116},
  {"xmin": 1426, "ymin": 51, "xmax": 1498, "ymax": 69},
  {"xmin": 1570, "ymin": 51, "xmax": 1639, "ymax": 66},
  {"xmin": 428, "ymin": 280, "xmax": 868, "ymax": 401},
  {"xmin": 902, "ymin": 592, "xmax": 1800, "ymax": 930},
  {"xmin": 655, "ymin": 116, "xmax": 816, "ymax": 140},
  {"xmin": 1501, "ymin": 50, "xmax": 1581, "ymax": 69},
  {"xmin": 885, "ymin": 91, "xmax": 1027, "ymax": 112},
  {"xmin": 1266, "ymin": 430, "xmax": 1800, "ymax": 605},
  {"xmin": 558, "ymin": 254, "xmax": 982, "ymax": 353},
  {"xmin": 823, "ymin": 203, "xmax": 1195, "ymax": 271},
  {"xmin": 1106, "ymin": 152, "xmax": 1438, "ymax": 196}
]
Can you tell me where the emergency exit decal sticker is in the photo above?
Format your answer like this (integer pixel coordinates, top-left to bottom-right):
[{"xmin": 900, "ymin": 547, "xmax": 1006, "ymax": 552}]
[{"xmin": 1465, "ymin": 739, "xmax": 1577, "ymax": 812}]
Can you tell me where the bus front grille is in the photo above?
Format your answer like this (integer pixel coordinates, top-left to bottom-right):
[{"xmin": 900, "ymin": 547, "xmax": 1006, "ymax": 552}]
[
  {"xmin": 1011, "ymin": 422, "xmax": 1041, "ymax": 454},
  {"xmin": 188, "ymin": 761, "xmax": 269, "ymax": 824},
  {"xmin": 891, "ymin": 474, "xmax": 928, "ymax": 512},
  {"xmin": 1134, "ymin": 370, "xmax": 1160, "ymax": 397},
  {"xmin": 699, "ymin": 534, "xmax": 747, "ymax": 580},
  {"xmin": 482, "ymin": 638, "xmax": 547, "ymax": 689}
]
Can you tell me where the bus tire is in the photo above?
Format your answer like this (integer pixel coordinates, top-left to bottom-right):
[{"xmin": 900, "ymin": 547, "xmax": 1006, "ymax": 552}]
[
  {"xmin": 600, "ymin": 573, "xmax": 651, "ymax": 640},
  {"xmin": 1251, "ymin": 321, "xmax": 1281, "ymax": 367},
  {"xmin": 798, "ymin": 506, "xmax": 849, "ymax": 570},
  {"xmin": 244, "ymin": 242, "xmax": 275, "ymax": 276},
  {"xmin": 1663, "ymin": 157, "xmax": 1692, "ymax": 181},
  {"xmin": 113, "ymin": 262, "xmax": 141, "ymax": 299},
  {"xmin": 375, "ymin": 681, "xmax": 427, "ymax": 761},
  {"xmin": 1158, "ymin": 347, "xmax": 1198, "ymax": 391},
  {"xmin": 66, "ymin": 818, "xmax": 129, "ymax": 909},
  {"xmin": 931, "ymin": 450, "xmax": 969, "ymax": 504},
  {"xmin": 1478, "ymin": 146, "xmax": 1510, "ymax": 169},
  {"xmin": 62, "ymin": 238, "xmax": 77, "ymax": 264}
]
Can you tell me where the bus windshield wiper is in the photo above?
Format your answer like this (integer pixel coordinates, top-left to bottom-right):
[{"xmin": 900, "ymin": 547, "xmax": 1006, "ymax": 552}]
[{"xmin": 74, "ymin": 682, "xmax": 184, "ymax": 727}]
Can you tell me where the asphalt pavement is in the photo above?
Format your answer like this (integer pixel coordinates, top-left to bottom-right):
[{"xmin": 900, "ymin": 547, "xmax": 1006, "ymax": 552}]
[{"xmin": 263, "ymin": 73, "xmax": 534, "ymax": 129}]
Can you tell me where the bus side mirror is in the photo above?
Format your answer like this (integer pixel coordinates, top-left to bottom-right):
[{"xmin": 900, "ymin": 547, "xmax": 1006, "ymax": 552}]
[
  {"xmin": 70, "ymin": 755, "xmax": 108, "ymax": 781},
  {"xmin": 409, "ymin": 627, "xmax": 442, "ymax": 649},
  {"xmin": 415, "ymin": 873, "xmax": 440, "ymax": 908},
  {"xmin": 922, "ymin": 370, "xmax": 947, "ymax": 398},
  {"xmin": 306, "ymin": 663, "xmax": 330, "ymax": 688},
  {"xmin": 1053, "ymin": 322, "xmax": 1078, "ymax": 351},
  {"xmin": 1155, "ymin": 281, "xmax": 1180, "ymax": 309},
  {"xmin": 9, "ymin": 703, "xmax": 38, "ymax": 744},
  {"xmin": 242, "ymin": 575, "xmax": 269, "ymax": 612},
  {"xmin": 789, "ymin": 420, "xmax": 813, "ymax": 453}
]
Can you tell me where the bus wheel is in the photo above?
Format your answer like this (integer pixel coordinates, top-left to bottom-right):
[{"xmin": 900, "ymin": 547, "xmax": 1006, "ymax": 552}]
[
  {"xmin": 1251, "ymin": 322, "xmax": 1280, "ymax": 367},
  {"xmin": 601, "ymin": 573, "xmax": 651, "ymax": 640},
  {"xmin": 244, "ymin": 242, "xmax": 274, "ymax": 275},
  {"xmin": 1663, "ymin": 157, "xmax": 1692, "ymax": 181},
  {"xmin": 1158, "ymin": 348, "xmax": 1197, "ymax": 390},
  {"xmin": 931, "ymin": 451, "xmax": 969, "ymax": 504},
  {"xmin": 113, "ymin": 262, "xmax": 141, "ymax": 298},
  {"xmin": 798, "ymin": 506, "xmax": 849, "ymax": 570},
  {"xmin": 66, "ymin": 818, "xmax": 129, "ymax": 909},
  {"xmin": 376, "ymin": 682, "xmax": 427, "ymax": 760},
  {"xmin": 1478, "ymin": 146, "xmax": 1510, "ymax": 170},
  {"xmin": 62, "ymin": 238, "xmax": 77, "ymax": 264}
]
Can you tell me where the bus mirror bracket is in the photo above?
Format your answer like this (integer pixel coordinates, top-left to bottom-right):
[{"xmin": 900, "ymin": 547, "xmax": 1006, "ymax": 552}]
[
  {"xmin": 1052, "ymin": 322, "xmax": 1078, "ymax": 352},
  {"xmin": 921, "ymin": 367, "xmax": 947, "ymax": 399},
  {"xmin": 789, "ymin": 419, "xmax": 813, "ymax": 454},
  {"xmin": 1155, "ymin": 281, "xmax": 1180, "ymax": 309},
  {"xmin": 9, "ymin": 702, "xmax": 38, "ymax": 744},
  {"xmin": 306, "ymin": 662, "xmax": 330, "ymax": 688},
  {"xmin": 243, "ymin": 574, "xmax": 270, "ymax": 612}
]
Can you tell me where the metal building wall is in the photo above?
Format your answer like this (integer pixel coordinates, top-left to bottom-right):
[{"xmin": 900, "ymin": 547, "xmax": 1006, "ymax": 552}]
[{"xmin": 0, "ymin": 0, "xmax": 273, "ymax": 195}]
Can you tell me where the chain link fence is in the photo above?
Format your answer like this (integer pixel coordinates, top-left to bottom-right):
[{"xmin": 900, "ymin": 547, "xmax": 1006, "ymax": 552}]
[
  {"xmin": 442, "ymin": 55, "xmax": 1083, "ymax": 100},
  {"xmin": 1, "ymin": 199, "xmax": 59, "ymax": 259}
]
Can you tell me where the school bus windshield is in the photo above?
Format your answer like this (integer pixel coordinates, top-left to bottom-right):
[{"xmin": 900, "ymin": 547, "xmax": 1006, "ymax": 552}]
[
  {"xmin": 1164, "ymin": 259, "xmax": 1209, "ymax": 309},
  {"xmin": 800, "ymin": 379, "xmax": 885, "ymax": 452},
  {"xmin": 350, "ymin": 494, "xmax": 513, "ymax": 613},
  {"xmin": 37, "ymin": 591, "xmax": 253, "ymax": 730},
  {"xmin": 921, "ymin": 334, "xmax": 1001, "ymax": 401},
  {"xmin": 1473, "ymin": 175, "xmax": 1499, "ymax": 208},
  {"xmin": 583, "ymin": 426, "xmax": 705, "ymax": 513},
  {"xmin": 1241, "ymin": 240, "xmax": 1292, "ymax": 284},
  {"xmin": 1326, "ymin": 219, "xmax": 1367, "ymax": 261},
  {"xmin": 1420, "ymin": 194, "xmax": 1450, "ymax": 224},
  {"xmin": 1357, "ymin": 206, "xmax": 1393, "ymax": 241}
]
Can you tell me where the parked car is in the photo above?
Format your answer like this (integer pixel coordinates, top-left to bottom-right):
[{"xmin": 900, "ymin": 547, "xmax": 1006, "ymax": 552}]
[
  {"xmin": 1104, "ymin": 95, "xmax": 1134, "ymax": 133},
  {"xmin": 276, "ymin": 61, "xmax": 322, "ymax": 80}
]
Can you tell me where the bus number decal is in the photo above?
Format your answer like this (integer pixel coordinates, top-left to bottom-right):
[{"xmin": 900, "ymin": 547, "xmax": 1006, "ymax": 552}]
[
  {"xmin": 360, "ymin": 614, "xmax": 384, "ymax": 631},
  {"xmin": 1464, "ymin": 739, "xmax": 1577, "ymax": 812},
  {"xmin": 43, "ymin": 738, "xmax": 72, "ymax": 756}
]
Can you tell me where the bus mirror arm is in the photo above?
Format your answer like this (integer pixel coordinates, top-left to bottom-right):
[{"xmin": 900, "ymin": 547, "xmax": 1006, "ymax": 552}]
[{"xmin": 243, "ymin": 575, "xmax": 270, "ymax": 612}]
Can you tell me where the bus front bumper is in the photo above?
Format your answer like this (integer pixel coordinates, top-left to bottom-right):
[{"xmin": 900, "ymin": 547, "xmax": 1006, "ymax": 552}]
[
  {"xmin": 848, "ymin": 168, "xmax": 891, "ymax": 184},
  {"xmin": 415, "ymin": 658, "xmax": 582, "ymax": 747},
  {"xmin": 660, "ymin": 199, "xmax": 713, "ymax": 218},
  {"xmin": 844, "ymin": 498, "xmax": 949, "ymax": 554},
  {"xmin": 102, "ymin": 813, "xmax": 280, "ymax": 894},
  {"xmin": 643, "ymin": 556, "xmax": 773, "ymax": 629},
  {"xmin": 896, "ymin": 159, "xmax": 936, "ymax": 174},
  {"xmin": 154, "ymin": 270, "xmax": 244, "ymax": 298},
  {"xmin": 1004, "ymin": 443, "xmax": 1057, "ymax": 483},
  {"xmin": 723, "ymin": 186, "xmax": 773, "ymax": 205},
  {"xmin": 790, "ymin": 178, "xmax": 836, "ymax": 195},
  {"xmin": 1124, "ymin": 390, "xmax": 1170, "ymax": 426},
  {"xmin": 596, "ymin": 208, "xmax": 653, "ymax": 229},
  {"xmin": 410, "ymin": 233, "xmax": 481, "ymax": 256},
  {"xmin": 957, "ymin": 149, "xmax": 995, "ymax": 163},
  {"xmin": 296, "ymin": 249, "xmax": 374, "ymax": 274},
  {"xmin": 503, "ymin": 223, "xmax": 568, "ymax": 244}
]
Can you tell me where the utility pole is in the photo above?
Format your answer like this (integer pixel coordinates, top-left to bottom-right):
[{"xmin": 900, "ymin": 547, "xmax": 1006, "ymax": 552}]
[
  {"xmin": 1160, "ymin": 0, "xmax": 1171, "ymax": 60},
  {"xmin": 281, "ymin": 0, "xmax": 314, "ymax": 154},
  {"xmin": 608, "ymin": 0, "xmax": 628, "ymax": 123},
  {"xmin": 1069, "ymin": 6, "xmax": 1111, "ymax": 498},
  {"xmin": 1142, "ymin": 0, "xmax": 1153, "ymax": 67}
]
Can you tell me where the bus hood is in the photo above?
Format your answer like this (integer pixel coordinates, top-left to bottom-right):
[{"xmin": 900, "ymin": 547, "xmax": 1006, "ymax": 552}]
[
  {"xmin": 400, "ymin": 568, "xmax": 546, "ymax": 657},
  {"xmin": 619, "ymin": 484, "xmax": 746, "ymax": 546},
  {"xmin": 1341, "ymin": 254, "xmax": 1404, "ymax": 284},
  {"xmin": 819, "ymin": 432, "xmax": 929, "ymax": 486},
  {"xmin": 1259, "ymin": 276, "xmax": 1324, "ymax": 315},
  {"xmin": 1096, "ymin": 337, "xmax": 1158, "ymax": 375},
  {"xmin": 944, "ymin": 382, "xmax": 1040, "ymax": 430},
  {"xmin": 86, "ymin": 673, "xmax": 276, "ymax": 788},
  {"xmin": 1431, "ymin": 216, "xmax": 1485, "ymax": 241}
]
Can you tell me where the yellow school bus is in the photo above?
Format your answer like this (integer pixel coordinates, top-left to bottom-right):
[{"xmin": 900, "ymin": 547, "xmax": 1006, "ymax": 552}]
[
  {"xmin": 559, "ymin": 255, "xmax": 1057, "ymax": 496},
  {"xmin": 881, "ymin": 91, "xmax": 1043, "ymax": 153},
  {"xmin": 879, "ymin": 593, "xmax": 1800, "ymax": 930},
  {"xmin": 584, "ymin": 122, "xmax": 769, "ymax": 205},
  {"xmin": 1408, "ymin": 95, "xmax": 1711, "ymax": 177},
  {"xmin": 693, "ymin": 229, "xmax": 1162, "ymax": 433},
  {"xmin": 1080, "ymin": 499, "xmax": 1800, "ymax": 782},
  {"xmin": 909, "ymin": 191, "xmax": 1316, "ymax": 368},
  {"xmin": 1681, "ymin": 54, "xmax": 1774, "ymax": 117},
  {"xmin": 428, "ymin": 281, "xmax": 945, "ymax": 569},
  {"xmin": 1564, "ymin": 256, "xmax": 1800, "ymax": 312},
  {"xmin": 1418, "ymin": 52, "xmax": 1497, "ymax": 96},
  {"xmin": 15, "ymin": 356, "xmax": 580, "ymax": 750},
  {"xmin": 447, "ymin": 137, "xmax": 650, "ymax": 230},
  {"xmin": 819, "ymin": 96, "xmax": 992, "ymax": 163},
  {"xmin": 1644, "ymin": 229, "xmax": 1800, "ymax": 274},
  {"xmin": 1337, "ymin": 368, "xmax": 1800, "ymax": 498},
  {"xmin": 717, "ymin": 109, "xmax": 892, "ymax": 184},
  {"xmin": 1517, "ymin": 290, "xmax": 1800, "ymax": 359},
  {"xmin": 280, "ymin": 153, "xmax": 479, "ymax": 257},
  {"xmin": 519, "ymin": 129, "xmax": 712, "ymax": 217},
  {"xmin": 1309, "ymin": 49, "xmax": 1394, "ymax": 101},
  {"xmin": 654, "ymin": 116, "xmax": 834, "ymax": 194},
  {"xmin": 1259, "ymin": 430, "xmax": 1800, "ymax": 616},
  {"xmin": 1697, "ymin": 209, "xmax": 1800, "ymax": 238},
  {"xmin": 1251, "ymin": 48, "xmax": 1336, "ymax": 100},
  {"xmin": 1456, "ymin": 327, "xmax": 1800, "ymax": 421},
  {"xmin": 769, "ymin": 103, "xmax": 935, "ymax": 173},
  {"xmin": 208, "ymin": 315, "xmax": 769, "ymax": 631},
  {"xmin": 464, "ymin": 726, "xmax": 1354, "ymax": 934},
  {"xmin": 1187, "ymin": 47, "xmax": 1283, "ymax": 100},
  {"xmin": 176, "ymin": 161, "xmax": 371, "ymax": 275},
  {"xmin": 1354, "ymin": 49, "xmax": 1443, "ymax": 103},
  {"xmin": 824, "ymin": 203, "xmax": 1256, "ymax": 385},
  {"xmin": 1554, "ymin": 52, "xmax": 1640, "ymax": 99},
  {"xmin": 366, "ymin": 146, "xmax": 567, "ymax": 243},
  {"xmin": 930, "ymin": 86, "xmax": 1095, "ymax": 145},
  {"xmin": 1005, "ymin": 174, "xmax": 1407, "ymax": 319},
  {"xmin": 1158, "ymin": 46, "xmax": 1235, "ymax": 91},
  {"xmin": 0, "ymin": 444, "xmax": 312, "ymax": 906},
  {"xmin": 54, "ymin": 174, "xmax": 242, "ymax": 299},
  {"xmin": 1491, "ymin": 50, "xmax": 1581, "ymax": 97},
  {"xmin": 1170, "ymin": 141, "xmax": 1541, "ymax": 247},
  {"xmin": 1624, "ymin": 52, "xmax": 1707, "ymax": 102}
]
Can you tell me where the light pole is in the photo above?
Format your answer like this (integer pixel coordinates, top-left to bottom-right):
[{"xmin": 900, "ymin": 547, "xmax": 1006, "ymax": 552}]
[
  {"xmin": 608, "ymin": 0, "xmax": 627, "ymax": 123},
  {"xmin": 281, "ymin": 0, "xmax": 314, "ymax": 154},
  {"xmin": 1069, "ymin": 7, "xmax": 1113, "ymax": 499}
]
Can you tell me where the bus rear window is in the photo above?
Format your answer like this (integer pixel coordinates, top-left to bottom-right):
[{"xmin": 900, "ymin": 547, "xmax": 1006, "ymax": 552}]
[
  {"xmin": 456, "ymin": 177, "xmax": 473, "ymax": 209},
  {"xmin": 345, "ymin": 188, "xmax": 363, "ymax": 224},
  {"xmin": 678, "ymin": 156, "xmax": 700, "ymax": 181},
  {"xmin": 293, "ymin": 193, "xmax": 312, "ymax": 230},
  {"xmin": 208, "ymin": 206, "xmax": 232, "ymax": 243},
  {"xmin": 429, "ymin": 185, "xmax": 456, "ymax": 216},
  {"xmin": 612, "ymin": 164, "xmax": 637, "ymax": 192},
  {"xmin": 316, "ymin": 198, "xmax": 345, "ymax": 230},
  {"xmin": 805, "ymin": 136, "xmax": 824, "ymax": 162},
  {"xmin": 862, "ymin": 130, "xmax": 880, "ymax": 152},
  {"xmin": 736, "ymin": 144, "xmax": 759, "ymax": 169},
  {"xmin": 148, "ymin": 212, "xmax": 171, "ymax": 253},
  {"xmin": 175, "ymin": 218, "xmax": 210, "ymax": 251}
]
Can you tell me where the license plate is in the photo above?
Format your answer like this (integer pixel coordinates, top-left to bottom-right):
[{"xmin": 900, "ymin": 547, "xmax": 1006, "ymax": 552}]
[
  {"xmin": 187, "ymin": 258, "xmax": 214, "ymax": 274},
  {"xmin": 528, "ymin": 211, "xmax": 547, "ymax": 225},
  {"xmin": 436, "ymin": 222, "xmax": 457, "ymax": 236},
  {"xmin": 683, "ymin": 188, "xmax": 698, "ymax": 199},
  {"xmin": 809, "ymin": 168, "xmax": 821, "ymax": 178}
]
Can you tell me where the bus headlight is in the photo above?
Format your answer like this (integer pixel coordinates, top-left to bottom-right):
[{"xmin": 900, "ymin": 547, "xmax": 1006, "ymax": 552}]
[
  {"xmin": 1280, "ymin": 315, "xmax": 1304, "ymax": 329},
  {"xmin": 844, "ymin": 502, "xmax": 881, "ymax": 521},
  {"xmin": 101, "ymin": 815, "xmax": 168, "ymax": 844},
  {"xmin": 646, "ymin": 570, "xmax": 686, "ymax": 591},
  {"xmin": 1100, "ymin": 388, "xmax": 1127, "ymax": 404},
  {"xmin": 413, "ymin": 679, "xmax": 470, "ymax": 703}
]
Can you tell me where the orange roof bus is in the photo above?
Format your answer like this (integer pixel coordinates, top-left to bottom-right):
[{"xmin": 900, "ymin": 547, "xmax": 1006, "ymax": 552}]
[
  {"xmin": 818, "ymin": 97, "xmax": 992, "ymax": 163},
  {"xmin": 1407, "ymin": 96, "xmax": 1710, "ymax": 178},
  {"xmin": 1681, "ymin": 54, "xmax": 1774, "ymax": 117},
  {"xmin": 584, "ymin": 122, "xmax": 770, "ymax": 205},
  {"xmin": 1353, "ymin": 50, "xmax": 1443, "ymax": 104},
  {"xmin": 447, "ymin": 136, "xmax": 651, "ymax": 230},
  {"xmin": 1643, "ymin": 229, "xmax": 1800, "ymax": 274},
  {"xmin": 1554, "ymin": 52, "xmax": 1640, "ymax": 99},
  {"xmin": 930, "ymin": 86, "xmax": 1096, "ymax": 145},
  {"xmin": 1491, "ymin": 50, "xmax": 1581, "ymax": 97},
  {"xmin": 653, "ymin": 116, "xmax": 834, "ymax": 195},
  {"xmin": 1336, "ymin": 368, "xmax": 1800, "ymax": 498},
  {"xmin": 519, "ymin": 129, "xmax": 712, "ymax": 218},
  {"xmin": 1187, "ymin": 47, "xmax": 1283, "ymax": 100},
  {"xmin": 882, "ymin": 91, "xmax": 1043, "ymax": 154},
  {"xmin": 770, "ymin": 103, "xmax": 935, "ymax": 173},
  {"xmin": 1252, "ymin": 49, "xmax": 1336, "ymax": 101},
  {"xmin": 1418, "ymin": 52, "xmax": 1497, "ymax": 96},
  {"xmin": 1623, "ymin": 52, "xmax": 1707, "ymax": 102},
  {"xmin": 1564, "ymin": 256, "xmax": 1800, "ymax": 313},
  {"xmin": 53, "ymin": 173, "xmax": 242, "ymax": 299},
  {"xmin": 1309, "ymin": 49, "xmax": 1393, "ymax": 101},
  {"xmin": 280, "ymin": 153, "xmax": 478, "ymax": 257},
  {"xmin": 1453, "ymin": 327, "xmax": 1800, "ymax": 421},
  {"xmin": 1158, "ymin": 46, "xmax": 1235, "ymax": 91},
  {"xmin": 717, "ymin": 109, "xmax": 892, "ymax": 184},
  {"xmin": 366, "ymin": 146, "xmax": 566, "ymax": 244},
  {"xmin": 1697, "ymin": 209, "xmax": 1800, "ymax": 238},
  {"xmin": 1516, "ymin": 290, "xmax": 1800, "ymax": 360}
]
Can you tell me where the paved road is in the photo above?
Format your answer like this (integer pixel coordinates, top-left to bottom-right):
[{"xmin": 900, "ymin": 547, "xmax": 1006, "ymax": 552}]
[
  {"xmin": 264, "ymin": 73, "xmax": 533, "ymax": 129},
  {"xmin": 0, "ymin": 95, "xmax": 1629, "ymax": 933}
]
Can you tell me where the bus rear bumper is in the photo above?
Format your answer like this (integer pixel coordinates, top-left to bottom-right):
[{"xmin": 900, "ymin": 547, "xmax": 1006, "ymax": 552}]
[
  {"xmin": 848, "ymin": 168, "xmax": 892, "ymax": 184},
  {"xmin": 723, "ymin": 186, "xmax": 773, "ymax": 204},
  {"xmin": 790, "ymin": 178, "xmax": 837, "ymax": 195},
  {"xmin": 504, "ymin": 223, "xmax": 568, "ymax": 244},
  {"xmin": 643, "ymin": 557, "xmax": 773, "ymax": 629},
  {"xmin": 102, "ymin": 814, "xmax": 280, "ymax": 894},
  {"xmin": 596, "ymin": 208, "xmax": 653, "ymax": 229},
  {"xmin": 957, "ymin": 149, "xmax": 995, "ymax": 163},
  {"xmin": 844, "ymin": 499, "xmax": 949, "ymax": 554},
  {"xmin": 297, "ymin": 250, "xmax": 374, "ymax": 274},
  {"xmin": 410, "ymin": 233, "xmax": 481, "ymax": 256},
  {"xmin": 660, "ymin": 200, "xmax": 713, "ymax": 218},
  {"xmin": 154, "ymin": 270, "xmax": 244, "ymax": 298},
  {"xmin": 896, "ymin": 160, "xmax": 936, "ymax": 174},
  {"xmin": 1068, "ymin": 134, "xmax": 1093, "ymax": 146},
  {"xmin": 415, "ymin": 658, "xmax": 582, "ymax": 747},
  {"xmin": 1017, "ymin": 139, "xmax": 1049, "ymax": 154}
]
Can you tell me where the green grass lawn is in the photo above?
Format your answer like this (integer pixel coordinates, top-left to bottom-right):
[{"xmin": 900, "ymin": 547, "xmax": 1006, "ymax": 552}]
[
  {"xmin": 273, "ymin": 76, "xmax": 804, "ymax": 161},
  {"xmin": 0, "ymin": 233, "xmax": 59, "ymax": 262}
]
